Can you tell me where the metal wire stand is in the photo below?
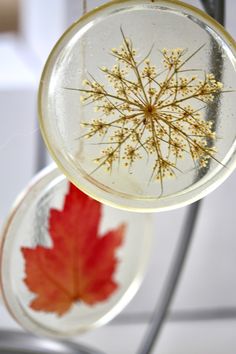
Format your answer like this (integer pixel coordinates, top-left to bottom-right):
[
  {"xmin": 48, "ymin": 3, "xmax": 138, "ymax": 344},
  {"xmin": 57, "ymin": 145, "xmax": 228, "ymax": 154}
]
[{"xmin": 137, "ymin": 1, "xmax": 225, "ymax": 353}]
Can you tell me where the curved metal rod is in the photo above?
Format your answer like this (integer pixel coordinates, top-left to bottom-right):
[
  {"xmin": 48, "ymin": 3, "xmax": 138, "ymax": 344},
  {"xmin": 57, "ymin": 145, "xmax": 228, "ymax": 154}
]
[
  {"xmin": 136, "ymin": 1, "xmax": 225, "ymax": 353},
  {"xmin": 137, "ymin": 201, "xmax": 201, "ymax": 354},
  {"xmin": 202, "ymin": 0, "xmax": 225, "ymax": 24},
  {"xmin": 0, "ymin": 330, "xmax": 104, "ymax": 354}
]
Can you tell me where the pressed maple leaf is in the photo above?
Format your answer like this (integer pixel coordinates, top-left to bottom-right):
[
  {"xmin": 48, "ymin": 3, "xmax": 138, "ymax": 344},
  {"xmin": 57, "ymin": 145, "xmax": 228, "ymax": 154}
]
[{"xmin": 21, "ymin": 183, "xmax": 126, "ymax": 316}]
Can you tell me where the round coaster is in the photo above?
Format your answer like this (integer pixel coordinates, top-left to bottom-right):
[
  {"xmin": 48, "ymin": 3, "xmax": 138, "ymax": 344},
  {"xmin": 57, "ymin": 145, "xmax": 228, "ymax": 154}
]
[
  {"xmin": 0, "ymin": 165, "xmax": 153, "ymax": 338},
  {"xmin": 39, "ymin": 0, "xmax": 236, "ymax": 211}
]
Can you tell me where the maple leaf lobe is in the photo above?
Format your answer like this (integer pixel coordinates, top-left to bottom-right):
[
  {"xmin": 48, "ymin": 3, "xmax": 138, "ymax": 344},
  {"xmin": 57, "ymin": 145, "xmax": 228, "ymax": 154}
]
[{"xmin": 21, "ymin": 183, "xmax": 126, "ymax": 316}]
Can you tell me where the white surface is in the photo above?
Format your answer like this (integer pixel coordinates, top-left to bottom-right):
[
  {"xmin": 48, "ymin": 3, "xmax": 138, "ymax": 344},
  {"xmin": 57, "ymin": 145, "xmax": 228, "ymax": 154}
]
[
  {"xmin": 76, "ymin": 320, "xmax": 236, "ymax": 354},
  {"xmin": 1, "ymin": 303, "xmax": 236, "ymax": 354}
]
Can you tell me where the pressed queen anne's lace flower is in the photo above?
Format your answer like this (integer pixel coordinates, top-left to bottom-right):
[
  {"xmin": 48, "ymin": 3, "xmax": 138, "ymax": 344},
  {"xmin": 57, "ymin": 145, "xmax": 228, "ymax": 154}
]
[{"xmin": 78, "ymin": 31, "xmax": 223, "ymax": 185}]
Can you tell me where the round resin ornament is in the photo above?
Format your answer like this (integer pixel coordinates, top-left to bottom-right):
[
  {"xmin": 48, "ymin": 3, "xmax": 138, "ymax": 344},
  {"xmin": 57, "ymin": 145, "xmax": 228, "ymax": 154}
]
[
  {"xmin": 39, "ymin": 0, "xmax": 236, "ymax": 212},
  {"xmin": 0, "ymin": 165, "xmax": 153, "ymax": 338}
]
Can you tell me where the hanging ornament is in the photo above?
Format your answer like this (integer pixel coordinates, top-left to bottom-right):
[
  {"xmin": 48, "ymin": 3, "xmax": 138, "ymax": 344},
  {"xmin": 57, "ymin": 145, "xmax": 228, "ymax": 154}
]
[
  {"xmin": 0, "ymin": 166, "xmax": 153, "ymax": 337},
  {"xmin": 38, "ymin": 0, "xmax": 236, "ymax": 211}
]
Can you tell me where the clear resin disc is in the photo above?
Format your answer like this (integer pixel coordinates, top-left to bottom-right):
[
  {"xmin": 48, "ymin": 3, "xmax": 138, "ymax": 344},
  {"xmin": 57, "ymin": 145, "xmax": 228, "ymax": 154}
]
[
  {"xmin": 0, "ymin": 165, "xmax": 152, "ymax": 338},
  {"xmin": 39, "ymin": 0, "xmax": 236, "ymax": 212}
]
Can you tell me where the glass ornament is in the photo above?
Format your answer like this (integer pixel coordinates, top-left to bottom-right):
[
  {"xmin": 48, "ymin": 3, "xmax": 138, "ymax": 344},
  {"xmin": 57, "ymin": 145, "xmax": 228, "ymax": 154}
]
[
  {"xmin": 38, "ymin": 0, "xmax": 236, "ymax": 212},
  {"xmin": 0, "ymin": 165, "xmax": 153, "ymax": 338}
]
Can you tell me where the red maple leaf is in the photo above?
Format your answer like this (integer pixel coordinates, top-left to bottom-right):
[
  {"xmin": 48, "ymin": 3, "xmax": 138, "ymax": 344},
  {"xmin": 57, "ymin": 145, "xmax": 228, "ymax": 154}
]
[{"xmin": 21, "ymin": 183, "xmax": 125, "ymax": 316}]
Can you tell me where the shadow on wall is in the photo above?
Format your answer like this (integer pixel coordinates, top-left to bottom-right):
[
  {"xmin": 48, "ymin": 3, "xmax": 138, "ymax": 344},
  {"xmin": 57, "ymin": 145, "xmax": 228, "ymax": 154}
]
[{"xmin": 0, "ymin": 0, "xmax": 19, "ymax": 33}]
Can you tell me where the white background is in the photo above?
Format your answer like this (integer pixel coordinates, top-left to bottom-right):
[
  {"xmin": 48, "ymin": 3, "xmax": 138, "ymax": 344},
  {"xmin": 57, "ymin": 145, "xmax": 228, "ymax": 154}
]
[{"xmin": 0, "ymin": 1, "xmax": 236, "ymax": 353}]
